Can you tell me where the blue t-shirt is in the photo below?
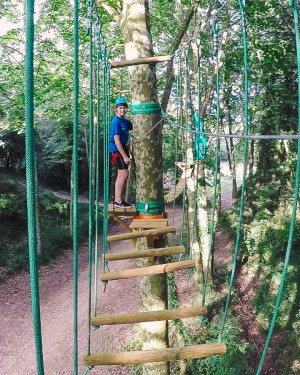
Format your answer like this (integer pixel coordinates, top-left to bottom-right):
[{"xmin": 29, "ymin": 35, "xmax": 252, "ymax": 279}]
[{"xmin": 109, "ymin": 116, "xmax": 133, "ymax": 152}]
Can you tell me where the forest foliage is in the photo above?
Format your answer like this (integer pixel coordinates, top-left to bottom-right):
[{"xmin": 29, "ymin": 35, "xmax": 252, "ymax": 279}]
[{"xmin": 0, "ymin": 1, "xmax": 300, "ymax": 374}]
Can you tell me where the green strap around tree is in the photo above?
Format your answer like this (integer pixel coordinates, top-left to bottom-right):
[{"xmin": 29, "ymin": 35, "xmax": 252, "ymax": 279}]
[
  {"xmin": 131, "ymin": 102, "xmax": 161, "ymax": 115},
  {"xmin": 135, "ymin": 201, "xmax": 165, "ymax": 215},
  {"xmin": 25, "ymin": 0, "xmax": 44, "ymax": 374}
]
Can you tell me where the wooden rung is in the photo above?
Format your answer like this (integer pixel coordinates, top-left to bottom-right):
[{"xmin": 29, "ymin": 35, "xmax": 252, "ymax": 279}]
[
  {"xmin": 104, "ymin": 245, "xmax": 185, "ymax": 261},
  {"xmin": 110, "ymin": 55, "xmax": 172, "ymax": 69},
  {"xmin": 129, "ymin": 219, "xmax": 168, "ymax": 229},
  {"xmin": 83, "ymin": 343, "xmax": 226, "ymax": 366},
  {"xmin": 91, "ymin": 306, "xmax": 207, "ymax": 326},
  {"xmin": 100, "ymin": 260, "xmax": 195, "ymax": 281},
  {"xmin": 106, "ymin": 226, "xmax": 176, "ymax": 243}
]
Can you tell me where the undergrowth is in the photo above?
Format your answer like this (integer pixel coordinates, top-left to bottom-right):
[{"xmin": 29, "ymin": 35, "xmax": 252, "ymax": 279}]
[
  {"xmin": 167, "ymin": 273, "xmax": 252, "ymax": 375},
  {"xmin": 0, "ymin": 173, "xmax": 93, "ymax": 276},
  {"xmin": 219, "ymin": 175, "xmax": 300, "ymax": 374}
]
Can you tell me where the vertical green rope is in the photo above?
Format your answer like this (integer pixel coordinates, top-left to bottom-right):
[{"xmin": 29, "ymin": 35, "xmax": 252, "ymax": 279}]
[
  {"xmin": 202, "ymin": 17, "xmax": 221, "ymax": 307},
  {"xmin": 102, "ymin": 45, "xmax": 110, "ymax": 272},
  {"xmin": 86, "ymin": 0, "xmax": 93, "ymax": 356},
  {"xmin": 172, "ymin": 55, "xmax": 180, "ymax": 225},
  {"xmin": 181, "ymin": 49, "xmax": 189, "ymax": 249},
  {"xmin": 256, "ymin": 1, "xmax": 300, "ymax": 372},
  {"xmin": 25, "ymin": 0, "xmax": 44, "ymax": 373},
  {"xmin": 93, "ymin": 18, "xmax": 101, "ymax": 317},
  {"xmin": 72, "ymin": 0, "xmax": 79, "ymax": 373},
  {"xmin": 219, "ymin": 0, "xmax": 249, "ymax": 341},
  {"xmin": 191, "ymin": 37, "xmax": 202, "ymax": 268}
]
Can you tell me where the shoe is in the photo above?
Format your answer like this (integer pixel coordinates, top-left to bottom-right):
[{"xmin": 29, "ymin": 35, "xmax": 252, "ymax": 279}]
[{"xmin": 113, "ymin": 201, "xmax": 133, "ymax": 208}]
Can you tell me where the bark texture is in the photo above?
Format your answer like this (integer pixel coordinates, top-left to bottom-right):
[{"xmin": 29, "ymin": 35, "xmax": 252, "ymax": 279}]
[{"xmin": 121, "ymin": 2, "xmax": 168, "ymax": 374}]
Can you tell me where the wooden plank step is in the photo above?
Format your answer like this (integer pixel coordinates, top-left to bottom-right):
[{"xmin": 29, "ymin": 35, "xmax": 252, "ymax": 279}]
[
  {"xmin": 91, "ymin": 306, "xmax": 207, "ymax": 326},
  {"xmin": 106, "ymin": 226, "xmax": 176, "ymax": 243},
  {"xmin": 108, "ymin": 203, "xmax": 137, "ymax": 217},
  {"xmin": 100, "ymin": 260, "xmax": 195, "ymax": 281},
  {"xmin": 104, "ymin": 245, "xmax": 185, "ymax": 261},
  {"xmin": 130, "ymin": 219, "xmax": 168, "ymax": 229},
  {"xmin": 83, "ymin": 343, "xmax": 226, "ymax": 366}
]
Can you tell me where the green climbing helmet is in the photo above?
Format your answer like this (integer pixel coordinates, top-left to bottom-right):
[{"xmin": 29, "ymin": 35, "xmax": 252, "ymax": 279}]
[{"xmin": 115, "ymin": 97, "xmax": 128, "ymax": 108}]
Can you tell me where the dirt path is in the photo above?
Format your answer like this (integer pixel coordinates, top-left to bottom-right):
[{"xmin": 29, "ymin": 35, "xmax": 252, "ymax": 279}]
[
  {"xmin": 0, "ymin": 225, "xmax": 138, "ymax": 375},
  {"xmin": 0, "ymin": 202, "xmax": 238, "ymax": 375}
]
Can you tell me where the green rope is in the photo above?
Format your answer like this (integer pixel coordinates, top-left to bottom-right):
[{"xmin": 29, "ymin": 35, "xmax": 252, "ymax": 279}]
[
  {"xmin": 92, "ymin": 24, "xmax": 101, "ymax": 318},
  {"xmin": 256, "ymin": 1, "xmax": 300, "ymax": 372},
  {"xmin": 202, "ymin": 17, "xmax": 220, "ymax": 309},
  {"xmin": 183, "ymin": 49, "xmax": 193, "ymax": 259},
  {"xmin": 131, "ymin": 102, "xmax": 161, "ymax": 115},
  {"xmin": 171, "ymin": 55, "xmax": 180, "ymax": 225},
  {"xmin": 86, "ymin": 0, "xmax": 93, "ymax": 356},
  {"xmin": 102, "ymin": 49, "xmax": 110, "ymax": 272},
  {"xmin": 135, "ymin": 201, "xmax": 165, "ymax": 215},
  {"xmin": 72, "ymin": 0, "xmax": 79, "ymax": 372},
  {"xmin": 180, "ymin": 51, "xmax": 188, "ymax": 247},
  {"xmin": 190, "ymin": 39, "xmax": 202, "ymax": 268},
  {"xmin": 25, "ymin": 1, "xmax": 44, "ymax": 373},
  {"xmin": 219, "ymin": 0, "xmax": 249, "ymax": 341}
]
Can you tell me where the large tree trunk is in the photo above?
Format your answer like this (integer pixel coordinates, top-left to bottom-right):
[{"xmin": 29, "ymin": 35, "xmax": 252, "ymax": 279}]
[{"xmin": 121, "ymin": 2, "xmax": 168, "ymax": 374}]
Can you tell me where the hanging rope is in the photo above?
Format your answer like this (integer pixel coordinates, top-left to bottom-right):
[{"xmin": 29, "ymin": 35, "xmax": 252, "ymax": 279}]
[
  {"xmin": 219, "ymin": 0, "xmax": 249, "ymax": 342},
  {"xmin": 102, "ymin": 44, "xmax": 110, "ymax": 273},
  {"xmin": 92, "ymin": 16, "xmax": 101, "ymax": 319},
  {"xmin": 86, "ymin": 0, "xmax": 94, "ymax": 358},
  {"xmin": 202, "ymin": 15, "xmax": 221, "ymax": 309},
  {"xmin": 171, "ymin": 55, "xmax": 181, "ymax": 225},
  {"xmin": 256, "ymin": 1, "xmax": 300, "ymax": 372},
  {"xmin": 24, "ymin": 0, "xmax": 44, "ymax": 373},
  {"xmin": 72, "ymin": 0, "xmax": 79, "ymax": 373}
]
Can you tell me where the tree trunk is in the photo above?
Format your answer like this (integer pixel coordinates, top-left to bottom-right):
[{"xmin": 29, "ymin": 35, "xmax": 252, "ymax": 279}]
[{"xmin": 121, "ymin": 2, "xmax": 168, "ymax": 374}]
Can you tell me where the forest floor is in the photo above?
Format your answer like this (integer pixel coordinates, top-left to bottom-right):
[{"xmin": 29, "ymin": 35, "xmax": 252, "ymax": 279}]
[{"xmin": 0, "ymin": 189, "xmax": 261, "ymax": 375}]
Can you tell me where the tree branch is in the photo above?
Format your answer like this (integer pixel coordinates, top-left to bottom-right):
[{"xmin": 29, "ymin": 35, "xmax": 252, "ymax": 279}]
[
  {"xmin": 97, "ymin": 1, "xmax": 120, "ymax": 23},
  {"xmin": 161, "ymin": 2, "xmax": 208, "ymax": 112}
]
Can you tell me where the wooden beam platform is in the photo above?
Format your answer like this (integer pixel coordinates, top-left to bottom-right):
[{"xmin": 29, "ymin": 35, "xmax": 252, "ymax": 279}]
[
  {"xmin": 164, "ymin": 179, "xmax": 185, "ymax": 204},
  {"xmin": 112, "ymin": 216, "xmax": 133, "ymax": 232},
  {"xmin": 106, "ymin": 226, "xmax": 176, "ymax": 243},
  {"xmin": 91, "ymin": 306, "xmax": 207, "ymax": 326},
  {"xmin": 104, "ymin": 245, "xmax": 185, "ymax": 261},
  {"xmin": 100, "ymin": 260, "xmax": 195, "ymax": 281},
  {"xmin": 83, "ymin": 343, "xmax": 226, "ymax": 366},
  {"xmin": 129, "ymin": 219, "xmax": 168, "ymax": 229},
  {"xmin": 110, "ymin": 55, "xmax": 172, "ymax": 69}
]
